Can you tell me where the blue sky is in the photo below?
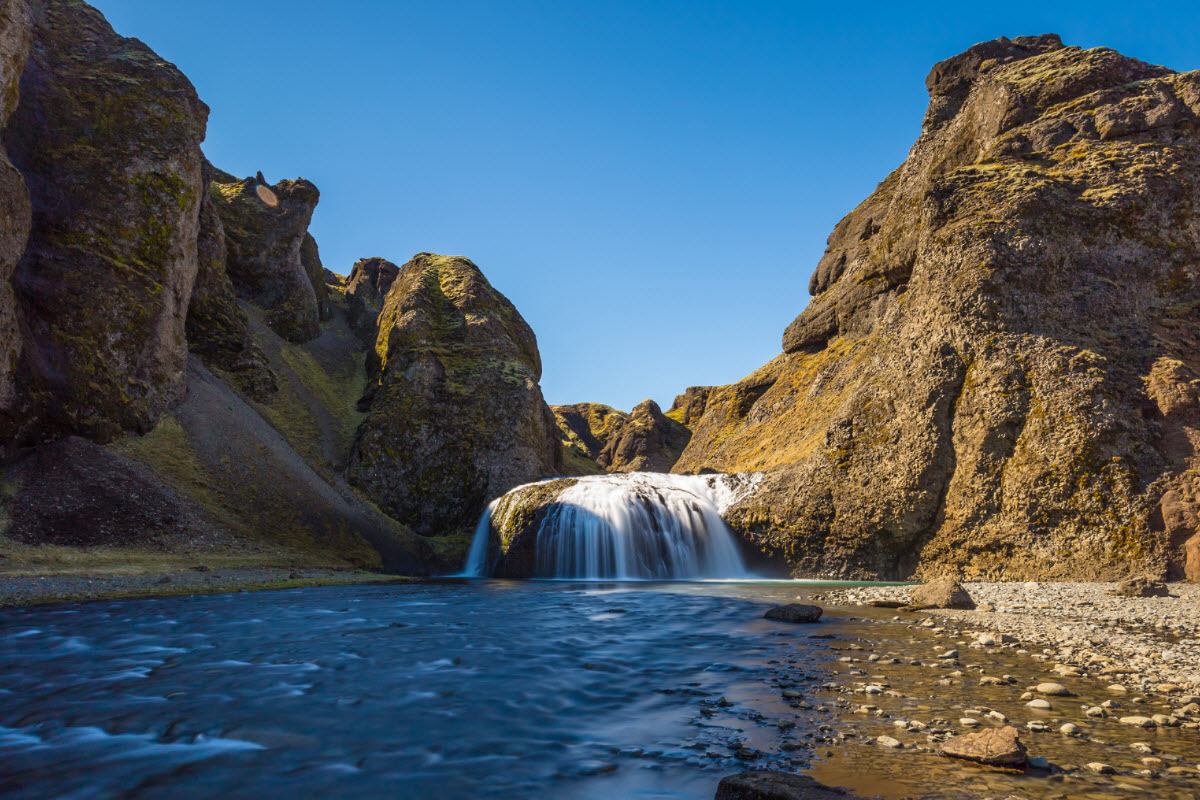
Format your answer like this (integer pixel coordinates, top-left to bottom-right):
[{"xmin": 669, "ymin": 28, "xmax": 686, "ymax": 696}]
[{"xmin": 95, "ymin": 1, "xmax": 1200, "ymax": 412}]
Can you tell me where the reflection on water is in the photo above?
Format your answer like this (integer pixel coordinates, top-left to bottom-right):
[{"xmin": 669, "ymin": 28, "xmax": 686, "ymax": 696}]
[{"xmin": 0, "ymin": 579, "xmax": 843, "ymax": 799}]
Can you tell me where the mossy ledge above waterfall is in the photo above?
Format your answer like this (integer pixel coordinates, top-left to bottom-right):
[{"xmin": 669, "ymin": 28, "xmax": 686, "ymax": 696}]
[{"xmin": 673, "ymin": 34, "xmax": 1200, "ymax": 582}]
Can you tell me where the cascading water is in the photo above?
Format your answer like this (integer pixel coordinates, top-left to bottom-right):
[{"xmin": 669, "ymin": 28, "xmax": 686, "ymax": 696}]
[{"xmin": 462, "ymin": 472, "xmax": 760, "ymax": 580}]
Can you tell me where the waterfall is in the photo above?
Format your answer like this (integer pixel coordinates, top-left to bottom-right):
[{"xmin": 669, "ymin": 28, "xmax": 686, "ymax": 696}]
[{"xmin": 462, "ymin": 472, "xmax": 759, "ymax": 580}]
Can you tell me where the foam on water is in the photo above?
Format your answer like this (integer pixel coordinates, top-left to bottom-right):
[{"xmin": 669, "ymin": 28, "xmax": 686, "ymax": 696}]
[{"xmin": 463, "ymin": 472, "xmax": 761, "ymax": 580}]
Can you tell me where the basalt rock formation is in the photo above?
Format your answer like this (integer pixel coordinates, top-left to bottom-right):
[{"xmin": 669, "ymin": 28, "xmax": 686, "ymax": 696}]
[
  {"xmin": 676, "ymin": 35, "xmax": 1200, "ymax": 582},
  {"xmin": 344, "ymin": 256, "xmax": 400, "ymax": 346},
  {"xmin": 553, "ymin": 398, "xmax": 693, "ymax": 474},
  {"xmin": 347, "ymin": 253, "xmax": 563, "ymax": 537}
]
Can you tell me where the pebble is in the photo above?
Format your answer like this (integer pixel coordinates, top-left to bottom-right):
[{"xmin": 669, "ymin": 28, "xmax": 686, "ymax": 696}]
[
  {"xmin": 1027, "ymin": 699, "xmax": 1052, "ymax": 710},
  {"xmin": 875, "ymin": 736, "xmax": 902, "ymax": 748},
  {"xmin": 1086, "ymin": 762, "xmax": 1115, "ymax": 774},
  {"xmin": 1060, "ymin": 723, "xmax": 1079, "ymax": 735}
]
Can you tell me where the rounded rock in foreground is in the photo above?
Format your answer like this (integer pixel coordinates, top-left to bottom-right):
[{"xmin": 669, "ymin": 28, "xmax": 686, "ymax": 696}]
[
  {"xmin": 763, "ymin": 604, "xmax": 823, "ymax": 624},
  {"xmin": 939, "ymin": 725, "xmax": 1028, "ymax": 768},
  {"xmin": 1027, "ymin": 698, "xmax": 1052, "ymax": 710},
  {"xmin": 715, "ymin": 770, "xmax": 857, "ymax": 799},
  {"xmin": 1036, "ymin": 682, "xmax": 1071, "ymax": 696}
]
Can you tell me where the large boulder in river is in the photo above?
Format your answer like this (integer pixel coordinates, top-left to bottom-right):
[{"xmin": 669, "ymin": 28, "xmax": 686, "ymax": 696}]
[
  {"xmin": 1106, "ymin": 575, "xmax": 1170, "ymax": 597},
  {"xmin": 2, "ymin": 0, "xmax": 208, "ymax": 444},
  {"xmin": 907, "ymin": 577, "xmax": 976, "ymax": 610},
  {"xmin": 347, "ymin": 253, "xmax": 562, "ymax": 536},
  {"xmin": 675, "ymin": 35, "xmax": 1200, "ymax": 581},
  {"xmin": 208, "ymin": 167, "xmax": 321, "ymax": 343},
  {"xmin": 763, "ymin": 603, "xmax": 823, "ymax": 623}
]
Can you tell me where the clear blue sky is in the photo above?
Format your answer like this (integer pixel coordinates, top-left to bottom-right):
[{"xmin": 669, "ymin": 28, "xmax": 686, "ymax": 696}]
[{"xmin": 94, "ymin": 0, "xmax": 1200, "ymax": 412}]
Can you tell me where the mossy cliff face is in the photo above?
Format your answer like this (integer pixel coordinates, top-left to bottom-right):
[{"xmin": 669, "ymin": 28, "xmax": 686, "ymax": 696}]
[
  {"xmin": 677, "ymin": 35, "xmax": 1200, "ymax": 582},
  {"xmin": 1, "ymin": 0, "xmax": 208, "ymax": 445},
  {"xmin": 666, "ymin": 386, "xmax": 713, "ymax": 427},
  {"xmin": 348, "ymin": 253, "xmax": 563, "ymax": 536},
  {"xmin": 597, "ymin": 399, "xmax": 691, "ymax": 473},
  {"xmin": 344, "ymin": 256, "xmax": 399, "ymax": 346},
  {"xmin": 552, "ymin": 399, "xmax": 693, "ymax": 474},
  {"xmin": 0, "ymin": 0, "xmax": 31, "ymax": 419},
  {"xmin": 185, "ymin": 182, "xmax": 277, "ymax": 402},
  {"xmin": 483, "ymin": 478, "xmax": 578, "ymax": 577},
  {"xmin": 552, "ymin": 402, "xmax": 626, "ymax": 475},
  {"xmin": 208, "ymin": 169, "xmax": 321, "ymax": 344}
]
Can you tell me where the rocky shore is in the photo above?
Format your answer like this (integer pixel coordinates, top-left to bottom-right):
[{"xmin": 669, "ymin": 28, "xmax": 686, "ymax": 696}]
[
  {"xmin": 820, "ymin": 581, "xmax": 1200, "ymax": 696},
  {"xmin": 0, "ymin": 567, "xmax": 409, "ymax": 607}
]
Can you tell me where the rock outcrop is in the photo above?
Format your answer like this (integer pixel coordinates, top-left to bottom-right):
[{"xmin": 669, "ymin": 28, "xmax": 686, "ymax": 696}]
[
  {"xmin": 184, "ymin": 176, "xmax": 276, "ymax": 401},
  {"xmin": 676, "ymin": 35, "xmax": 1200, "ymax": 581},
  {"xmin": 347, "ymin": 253, "xmax": 562, "ymax": 536},
  {"xmin": 208, "ymin": 168, "xmax": 321, "ymax": 343},
  {"xmin": 598, "ymin": 399, "xmax": 691, "ymax": 472},
  {"xmin": 666, "ymin": 386, "xmax": 713, "ymax": 427},
  {"xmin": 906, "ymin": 577, "xmax": 976, "ymax": 610},
  {"xmin": 552, "ymin": 398, "xmax": 693, "ymax": 474},
  {"xmin": 344, "ymin": 256, "xmax": 400, "ymax": 346},
  {"xmin": 300, "ymin": 232, "xmax": 331, "ymax": 321},
  {"xmin": 3, "ymin": 0, "xmax": 208, "ymax": 444}
]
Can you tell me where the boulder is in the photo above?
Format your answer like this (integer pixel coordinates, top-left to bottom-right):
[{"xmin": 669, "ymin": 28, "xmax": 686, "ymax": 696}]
[
  {"xmin": 208, "ymin": 168, "xmax": 321, "ymax": 343},
  {"xmin": 939, "ymin": 725, "xmax": 1028, "ymax": 768},
  {"xmin": 1107, "ymin": 576, "xmax": 1171, "ymax": 597},
  {"xmin": 715, "ymin": 771, "xmax": 854, "ymax": 799},
  {"xmin": 347, "ymin": 253, "xmax": 562, "ymax": 536},
  {"xmin": 906, "ymin": 578, "xmax": 976, "ymax": 610},
  {"xmin": 764, "ymin": 604, "xmax": 823, "ymax": 623},
  {"xmin": 673, "ymin": 36, "xmax": 1200, "ymax": 581},
  {"xmin": 3, "ymin": 0, "xmax": 209, "ymax": 443}
]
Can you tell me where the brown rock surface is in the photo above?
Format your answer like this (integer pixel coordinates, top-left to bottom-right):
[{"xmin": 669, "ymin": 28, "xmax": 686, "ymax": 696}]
[
  {"xmin": 551, "ymin": 402, "xmax": 625, "ymax": 476},
  {"xmin": 3, "ymin": 0, "xmax": 208, "ymax": 444},
  {"xmin": 939, "ymin": 725, "xmax": 1028, "ymax": 768},
  {"xmin": 676, "ymin": 35, "xmax": 1200, "ymax": 580},
  {"xmin": 1106, "ymin": 576, "xmax": 1170, "ymax": 597},
  {"xmin": 208, "ymin": 168, "xmax": 321, "ymax": 344},
  {"xmin": 598, "ymin": 399, "xmax": 692, "ymax": 473},
  {"xmin": 666, "ymin": 386, "xmax": 713, "ymax": 426},
  {"xmin": 907, "ymin": 577, "xmax": 976, "ymax": 610},
  {"xmin": 347, "ymin": 253, "xmax": 562, "ymax": 536}
]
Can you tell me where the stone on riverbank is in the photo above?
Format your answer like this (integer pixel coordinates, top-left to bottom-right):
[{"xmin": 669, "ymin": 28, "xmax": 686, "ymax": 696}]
[
  {"xmin": 1107, "ymin": 577, "xmax": 1170, "ymax": 598},
  {"xmin": 940, "ymin": 726, "xmax": 1028, "ymax": 768},
  {"xmin": 715, "ymin": 770, "xmax": 854, "ymax": 799},
  {"xmin": 764, "ymin": 604, "xmax": 824, "ymax": 623},
  {"xmin": 906, "ymin": 578, "xmax": 975, "ymax": 610}
]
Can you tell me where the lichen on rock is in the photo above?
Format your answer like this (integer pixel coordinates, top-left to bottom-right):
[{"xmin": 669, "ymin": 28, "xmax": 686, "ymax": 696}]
[
  {"xmin": 2, "ymin": 0, "xmax": 208, "ymax": 444},
  {"xmin": 347, "ymin": 253, "xmax": 563, "ymax": 536},
  {"xmin": 677, "ymin": 35, "xmax": 1200, "ymax": 581}
]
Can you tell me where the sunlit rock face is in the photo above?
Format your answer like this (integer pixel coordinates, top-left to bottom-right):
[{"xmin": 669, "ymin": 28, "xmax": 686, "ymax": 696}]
[
  {"xmin": 348, "ymin": 253, "xmax": 563, "ymax": 537},
  {"xmin": 676, "ymin": 35, "xmax": 1200, "ymax": 581},
  {"xmin": 464, "ymin": 472, "xmax": 760, "ymax": 580}
]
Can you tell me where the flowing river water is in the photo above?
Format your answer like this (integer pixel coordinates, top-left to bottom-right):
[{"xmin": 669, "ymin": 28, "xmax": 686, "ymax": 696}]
[{"xmin": 2, "ymin": 579, "xmax": 1200, "ymax": 799}]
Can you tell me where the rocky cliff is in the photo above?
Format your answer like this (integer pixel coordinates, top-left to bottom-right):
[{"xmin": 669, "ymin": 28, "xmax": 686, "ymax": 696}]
[
  {"xmin": 0, "ymin": 1, "xmax": 561, "ymax": 576},
  {"xmin": 347, "ymin": 253, "xmax": 562, "ymax": 537},
  {"xmin": 553, "ymin": 398, "xmax": 693, "ymax": 474},
  {"xmin": 676, "ymin": 35, "xmax": 1200, "ymax": 582}
]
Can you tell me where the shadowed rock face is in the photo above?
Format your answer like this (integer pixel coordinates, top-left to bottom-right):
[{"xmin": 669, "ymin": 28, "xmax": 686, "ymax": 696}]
[
  {"xmin": 184, "ymin": 181, "xmax": 277, "ymax": 402},
  {"xmin": 208, "ymin": 169, "xmax": 321, "ymax": 344},
  {"xmin": 2, "ymin": 0, "xmax": 208, "ymax": 445},
  {"xmin": 344, "ymin": 256, "xmax": 400, "ymax": 346},
  {"xmin": 677, "ymin": 35, "xmax": 1200, "ymax": 581},
  {"xmin": 0, "ymin": 0, "xmax": 31, "ymax": 419},
  {"xmin": 347, "ymin": 253, "xmax": 562, "ymax": 536}
]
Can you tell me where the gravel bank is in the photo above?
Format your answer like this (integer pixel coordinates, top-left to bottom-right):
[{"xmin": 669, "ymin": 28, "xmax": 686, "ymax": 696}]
[
  {"xmin": 820, "ymin": 582, "xmax": 1200, "ymax": 695},
  {"xmin": 0, "ymin": 567, "xmax": 410, "ymax": 607}
]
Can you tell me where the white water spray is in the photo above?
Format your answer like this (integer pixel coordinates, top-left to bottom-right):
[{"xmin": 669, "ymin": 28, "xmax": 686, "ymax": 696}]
[{"xmin": 462, "ymin": 472, "xmax": 761, "ymax": 580}]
